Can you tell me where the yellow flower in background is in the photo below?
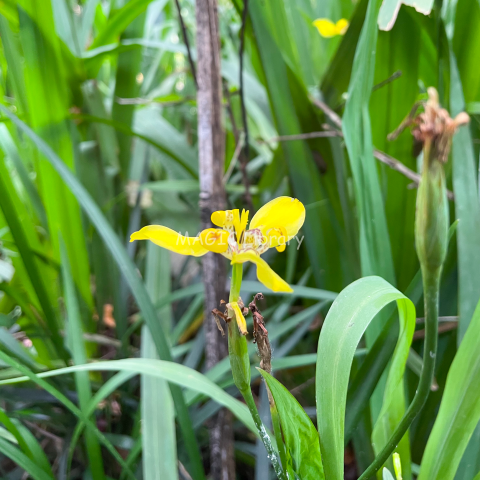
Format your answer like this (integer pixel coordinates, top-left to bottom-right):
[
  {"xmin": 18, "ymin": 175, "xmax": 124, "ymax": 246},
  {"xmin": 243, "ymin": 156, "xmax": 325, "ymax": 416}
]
[
  {"xmin": 313, "ymin": 18, "xmax": 349, "ymax": 38},
  {"xmin": 130, "ymin": 196, "xmax": 305, "ymax": 293}
]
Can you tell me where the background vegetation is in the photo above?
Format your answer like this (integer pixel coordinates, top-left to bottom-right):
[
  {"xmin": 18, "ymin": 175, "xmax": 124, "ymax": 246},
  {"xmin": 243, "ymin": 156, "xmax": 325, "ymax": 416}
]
[{"xmin": 0, "ymin": 0, "xmax": 479, "ymax": 478}]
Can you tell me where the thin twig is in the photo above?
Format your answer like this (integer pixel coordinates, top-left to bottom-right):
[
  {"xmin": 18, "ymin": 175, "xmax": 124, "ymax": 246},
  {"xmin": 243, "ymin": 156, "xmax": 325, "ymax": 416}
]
[
  {"xmin": 259, "ymin": 131, "xmax": 342, "ymax": 143},
  {"xmin": 238, "ymin": 0, "xmax": 252, "ymax": 210},
  {"xmin": 223, "ymin": 132, "xmax": 245, "ymax": 184},
  {"xmin": 310, "ymin": 97, "xmax": 455, "ymax": 201},
  {"xmin": 115, "ymin": 95, "xmax": 196, "ymax": 106},
  {"xmin": 174, "ymin": 0, "xmax": 197, "ymax": 87},
  {"xmin": 372, "ymin": 70, "xmax": 402, "ymax": 92},
  {"xmin": 413, "ymin": 321, "xmax": 457, "ymax": 340}
]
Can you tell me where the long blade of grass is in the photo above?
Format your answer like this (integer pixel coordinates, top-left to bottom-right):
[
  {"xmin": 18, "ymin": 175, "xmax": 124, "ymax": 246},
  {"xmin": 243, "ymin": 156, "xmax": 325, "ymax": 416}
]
[
  {"xmin": 59, "ymin": 239, "xmax": 105, "ymax": 480},
  {"xmin": 449, "ymin": 52, "xmax": 480, "ymax": 345},
  {"xmin": 0, "ymin": 437, "xmax": 55, "ymax": 480},
  {"xmin": 142, "ymin": 244, "xmax": 178, "ymax": 480},
  {"xmin": 0, "ymin": 152, "xmax": 67, "ymax": 360},
  {"xmin": 0, "ymin": 350, "xmax": 136, "ymax": 480},
  {"xmin": 0, "ymin": 359, "xmax": 257, "ymax": 434}
]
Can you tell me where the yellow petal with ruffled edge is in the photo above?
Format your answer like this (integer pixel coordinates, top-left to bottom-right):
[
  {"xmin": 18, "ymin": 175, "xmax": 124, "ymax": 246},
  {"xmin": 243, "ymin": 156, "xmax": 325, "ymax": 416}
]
[
  {"xmin": 232, "ymin": 251, "xmax": 293, "ymax": 293},
  {"xmin": 250, "ymin": 197, "xmax": 305, "ymax": 247},
  {"xmin": 199, "ymin": 228, "xmax": 229, "ymax": 253},
  {"xmin": 230, "ymin": 301, "xmax": 248, "ymax": 335},
  {"xmin": 130, "ymin": 226, "xmax": 208, "ymax": 257},
  {"xmin": 313, "ymin": 18, "xmax": 349, "ymax": 37}
]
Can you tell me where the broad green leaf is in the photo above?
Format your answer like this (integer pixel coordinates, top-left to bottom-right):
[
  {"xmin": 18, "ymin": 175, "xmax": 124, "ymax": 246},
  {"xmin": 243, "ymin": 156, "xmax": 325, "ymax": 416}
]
[
  {"xmin": 316, "ymin": 276, "xmax": 415, "ymax": 480},
  {"xmin": 258, "ymin": 369, "xmax": 324, "ymax": 480},
  {"xmin": 418, "ymin": 299, "xmax": 480, "ymax": 480}
]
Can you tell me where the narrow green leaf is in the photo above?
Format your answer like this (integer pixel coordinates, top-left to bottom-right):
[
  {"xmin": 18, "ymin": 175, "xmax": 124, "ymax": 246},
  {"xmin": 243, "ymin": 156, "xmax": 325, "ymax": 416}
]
[
  {"xmin": 418, "ymin": 299, "xmax": 480, "ymax": 480},
  {"xmin": 142, "ymin": 244, "xmax": 178, "ymax": 480},
  {"xmin": 0, "ymin": 437, "xmax": 55, "ymax": 480},
  {"xmin": 449, "ymin": 53, "xmax": 480, "ymax": 345},
  {"xmin": 90, "ymin": 0, "xmax": 153, "ymax": 49},
  {"xmin": 60, "ymin": 239, "xmax": 105, "ymax": 480},
  {"xmin": 0, "ymin": 358, "xmax": 257, "ymax": 434},
  {"xmin": 258, "ymin": 369, "xmax": 324, "ymax": 480},
  {"xmin": 0, "ymin": 151, "xmax": 67, "ymax": 360}
]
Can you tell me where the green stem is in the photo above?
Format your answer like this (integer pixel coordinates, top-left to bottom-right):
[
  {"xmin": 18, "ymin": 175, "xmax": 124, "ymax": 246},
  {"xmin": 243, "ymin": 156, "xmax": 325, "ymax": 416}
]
[
  {"xmin": 243, "ymin": 389, "xmax": 286, "ymax": 480},
  {"xmin": 358, "ymin": 267, "xmax": 440, "ymax": 480},
  {"xmin": 227, "ymin": 263, "xmax": 286, "ymax": 480}
]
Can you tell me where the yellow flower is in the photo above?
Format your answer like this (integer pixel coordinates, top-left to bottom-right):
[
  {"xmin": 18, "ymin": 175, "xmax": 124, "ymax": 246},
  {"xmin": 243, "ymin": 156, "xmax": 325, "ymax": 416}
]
[
  {"xmin": 313, "ymin": 18, "xmax": 349, "ymax": 38},
  {"xmin": 130, "ymin": 196, "xmax": 305, "ymax": 293}
]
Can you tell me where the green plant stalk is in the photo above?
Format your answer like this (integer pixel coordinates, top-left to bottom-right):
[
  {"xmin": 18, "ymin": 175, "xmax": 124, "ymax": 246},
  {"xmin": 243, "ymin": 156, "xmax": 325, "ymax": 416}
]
[
  {"xmin": 359, "ymin": 141, "xmax": 446, "ymax": 480},
  {"xmin": 227, "ymin": 264, "xmax": 286, "ymax": 480}
]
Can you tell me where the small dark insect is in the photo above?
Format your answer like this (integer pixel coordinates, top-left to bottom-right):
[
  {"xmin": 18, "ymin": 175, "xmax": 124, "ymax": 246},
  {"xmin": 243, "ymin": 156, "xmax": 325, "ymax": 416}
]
[{"xmin": 249, "ymin": 293, "xmax": 267, "ymax": 343}]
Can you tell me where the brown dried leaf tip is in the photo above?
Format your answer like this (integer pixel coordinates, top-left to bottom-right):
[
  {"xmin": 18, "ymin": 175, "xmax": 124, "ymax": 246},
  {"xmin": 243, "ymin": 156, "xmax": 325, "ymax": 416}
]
[
  {"xmin": 249, "ymin": 293, "xmax": 272, "ymax": 374},
  {"xmin": 388, "ymin": 87, "xmax": 469, "ymax": 163}
]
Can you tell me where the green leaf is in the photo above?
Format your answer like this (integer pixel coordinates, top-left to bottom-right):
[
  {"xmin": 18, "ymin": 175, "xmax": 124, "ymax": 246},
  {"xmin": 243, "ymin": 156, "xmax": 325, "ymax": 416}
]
[
  {"xmin": 258, "ymin": 369, "xmax": 324, "ymax": 480},
  {"xmin": 378, "ymin": 0, "xmax": 433, "ymax": 31},
  {"xmin": 142, "ymin": 244, "xmax": 178, "ymax": 480},
  {"xmin": 382, "ymin": 467, "xmax": 396, "ymax": 480},
  {"xmin": 417, "ymin": 299, "xmax": 480, "ymax": 480},
  {"xmin": 0, "ymin": 359, "xmax": 257, "ymax": 434},
  {"xmin": 90, "ymin": 0, "xmax": 154, "ymax": 49},
  {"xmin": 0, "ymin": 437, "xmax": 55, "ymax": 480},
  {"xmin": 60, "ymin": 239, "xmax": 105, "ymax": 480},
  {"xmin": 316, "ymin": 276, "xmax": 415, "ymax": 480},
  {"xmin": 449, "ymin": 53, "xmax": 480, "ymax": 345}
]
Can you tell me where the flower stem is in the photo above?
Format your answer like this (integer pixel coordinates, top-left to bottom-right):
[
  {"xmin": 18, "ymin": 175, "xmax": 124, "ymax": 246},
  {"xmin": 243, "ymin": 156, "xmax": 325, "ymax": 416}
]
[{"xmin": 227, "ymin": 263, "xmax": 285, "ymax": 480}]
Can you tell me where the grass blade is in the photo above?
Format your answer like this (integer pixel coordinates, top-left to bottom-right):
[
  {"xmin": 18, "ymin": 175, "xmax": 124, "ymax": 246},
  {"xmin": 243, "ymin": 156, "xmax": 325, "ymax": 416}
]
[{"xmin": 60, "ymin": 239, "xmax": 105, "ymax": 480}]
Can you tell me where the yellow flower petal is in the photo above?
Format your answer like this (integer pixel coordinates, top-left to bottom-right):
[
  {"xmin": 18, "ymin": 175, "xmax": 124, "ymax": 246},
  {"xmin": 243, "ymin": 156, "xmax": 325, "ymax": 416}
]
[
  {"xmin": 130, "ymin": 226, "xmax": 208, "ymax": 257},
  {"xmin": 336, "ymin": 18, "xmax": 349, "ymax": 34},
  {"xmin": 230, "ymin": 301, "xmax": 248, "ymax": 335},
  {"xmin": 211, "ymin": 210, "xmax": 227, "ymax": 228},
  {"xmin": 199, "ymin": 228, "xmax": 229, "ymax": 253},
  {"xmin": 250, "ymin": 197, "xmax": 305, "ymax": 243},
  {"xmin": 313, "ymin": 18, "xmax": 338, "ymax": 38},
  {"xmin": 232, "ymin": 251, "xmax": 293, "ymax": 293},
  {"xmin": 313, "ymin": 18, "xmax": 349, "ymax": 37}
]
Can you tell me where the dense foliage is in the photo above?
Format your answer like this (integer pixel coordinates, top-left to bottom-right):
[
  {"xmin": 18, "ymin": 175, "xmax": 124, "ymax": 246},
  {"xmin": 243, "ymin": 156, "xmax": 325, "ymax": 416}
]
[{"xmin": 0, "ymin": 0, "xmax": 480, "ymax": 479}]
